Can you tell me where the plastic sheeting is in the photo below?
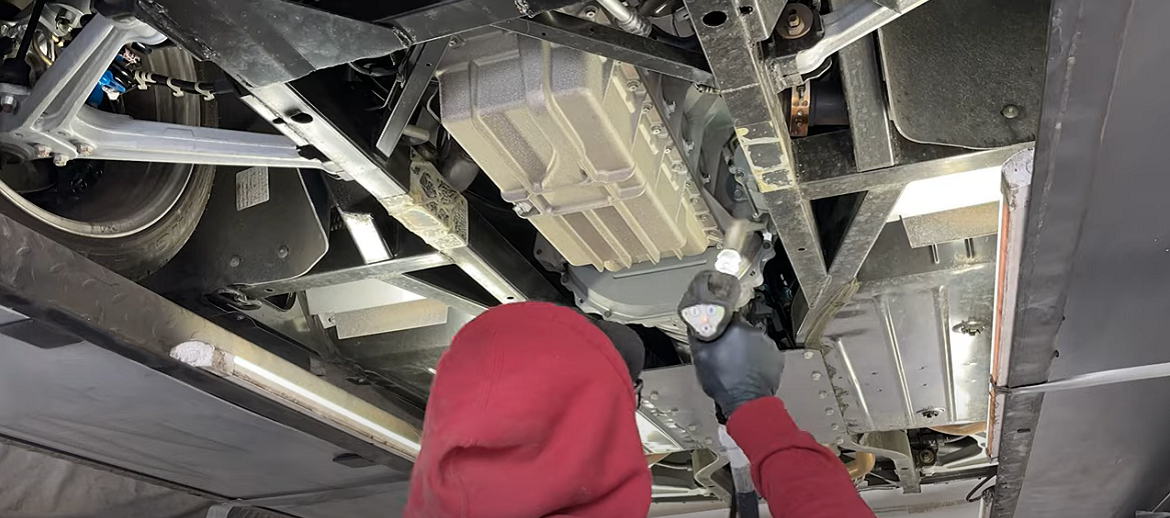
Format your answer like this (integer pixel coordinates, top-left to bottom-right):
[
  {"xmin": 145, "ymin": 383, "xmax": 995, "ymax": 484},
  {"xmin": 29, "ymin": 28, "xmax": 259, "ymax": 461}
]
[
  {"xmin": 0, "ymin": 441, "xmax": 216, "ymax": 518},
  {"xmin": 0, "ymin": 329, "xmax": 411, "ymax": 517}
]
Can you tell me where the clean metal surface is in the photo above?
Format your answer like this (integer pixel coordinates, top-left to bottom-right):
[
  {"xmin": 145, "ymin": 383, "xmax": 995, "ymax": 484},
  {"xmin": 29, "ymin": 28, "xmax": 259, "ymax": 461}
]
[
  {"xmin": 493, "ymin": 12, "xmax": 714, "ymax": 86},
  {"xmin": 639, "ymin": 350, "xmax": 851, "ymax": 450},
  {"xmin": 0, "ymin": 15, "xmax": 319, "ymax": 169},
  {"xmin": 997, "ymin": 2, "xmax": 1170, "ymax": 516},
  {"xmin": 240, "ymin": 83, "xmax": 403, "ymax": 195},
  {"xmin": 878, "ymin": 0, "xmax": 1047, "ymax": 149},
  {"xmin": 799, "ymin": 142, "xmax": 1030, "ymax": 199},
  {"xmin": 836, "ymin": 34, "xmax": 896, "ymax": 172},
  {"xmin": 797, "ymin": 185, "xmax": 902, "ymax": 341},
  {"xmin": 821, "ymin": 224, "xmax": 995, "ymax": 432},
  {"xmin": 239, "ymin": 253, "xmax": 452, "ymax": 298},
  {"xmin": 902, "ymin": 203, "xmax": 999, "ymax": 249},
  {"xmin": 374, "ymin": 38, "xmax": 449, "ymax": 156}
]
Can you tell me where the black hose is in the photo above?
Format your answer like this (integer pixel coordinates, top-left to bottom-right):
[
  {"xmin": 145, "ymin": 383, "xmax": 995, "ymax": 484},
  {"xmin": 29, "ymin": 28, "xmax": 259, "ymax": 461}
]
[
  {"xmin": 15, "ymin": 0, "xmax": 48, "ymax": 63},
  {"xmin": 0, "ymin": 0, "xmax": 48, "ymax": 85}
]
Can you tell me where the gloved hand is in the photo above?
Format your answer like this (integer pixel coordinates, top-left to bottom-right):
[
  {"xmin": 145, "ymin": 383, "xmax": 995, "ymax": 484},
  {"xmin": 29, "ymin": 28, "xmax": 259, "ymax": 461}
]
[{"xmin": 691, "ymin": 321, "xmax": 784, "ymax": 416}]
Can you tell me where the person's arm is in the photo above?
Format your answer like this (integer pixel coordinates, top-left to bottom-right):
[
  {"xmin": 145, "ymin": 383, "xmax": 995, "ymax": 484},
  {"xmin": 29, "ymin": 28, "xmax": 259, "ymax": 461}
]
[{"xmin": 728, "ymin": 397, "xmax": 875, "ymax": 518}]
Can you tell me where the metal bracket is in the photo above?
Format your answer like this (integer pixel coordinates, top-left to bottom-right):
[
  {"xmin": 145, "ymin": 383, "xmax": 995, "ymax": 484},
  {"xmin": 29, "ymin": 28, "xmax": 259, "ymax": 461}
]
[
  {"xmin": 845, "ymin": 430, "xmax": 921, "ymax": 493},
  {"xmin": 768, "ymin": 0, "xmax": 932, "ymax": 90},
  {"xmin": 373, "ymin": 38, "xmax": 449, "ymax": 156},
  {"xmin": 0, "ymin": 15, "xmax": 322, "ymax": 169}
]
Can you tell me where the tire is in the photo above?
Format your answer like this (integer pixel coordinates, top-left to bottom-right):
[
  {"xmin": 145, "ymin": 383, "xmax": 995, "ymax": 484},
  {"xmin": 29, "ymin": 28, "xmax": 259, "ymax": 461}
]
[{"xmin": 0, "ymin": 46, "xmax": 215, "ymax": 280}]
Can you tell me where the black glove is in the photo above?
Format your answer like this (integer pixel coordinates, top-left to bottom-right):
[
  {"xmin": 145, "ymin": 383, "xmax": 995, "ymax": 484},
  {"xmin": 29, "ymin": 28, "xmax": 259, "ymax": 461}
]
[{"xmin": 691, "ymin": 321, "xmax": 784, "ymax": 416}]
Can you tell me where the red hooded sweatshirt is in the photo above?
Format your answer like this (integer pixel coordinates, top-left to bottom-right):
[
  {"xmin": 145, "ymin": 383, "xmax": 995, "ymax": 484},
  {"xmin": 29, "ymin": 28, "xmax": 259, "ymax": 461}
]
[{"xmin": 404, "ymin": 302, "xmax": 874, "ymax": 518}]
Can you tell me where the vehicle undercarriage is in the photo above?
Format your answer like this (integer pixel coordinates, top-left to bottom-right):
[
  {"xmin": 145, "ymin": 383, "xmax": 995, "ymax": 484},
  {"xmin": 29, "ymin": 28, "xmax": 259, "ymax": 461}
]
[{"xmin": 0, "ymin": 0, "xmax": 1049, "ymax": 511}]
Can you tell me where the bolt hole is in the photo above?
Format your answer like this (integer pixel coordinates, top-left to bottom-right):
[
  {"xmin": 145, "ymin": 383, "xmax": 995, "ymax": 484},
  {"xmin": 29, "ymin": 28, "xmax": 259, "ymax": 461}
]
[
  {"xmin": 702, "ymin": 10, "xmax": 728, "ymax": 26},
  {"xmin": 739, "ymin": 5, "xmax": 753, "ymax": 15},
  {"xmin": 505, "ymin": 296, "xmax": 515, "ymax": 301},
  {"xmin": 797, "ymin": 247, "xmax": 806, "ymax": 252},
  {"xmin": 540, "ymin": 32, "xmax": 547, "ymax": 37},
  {"xmin": 1016, "ymin": 428, "xmax": 1031, "ymax": 434},
  {"xmin": 290, "ymin": 112, "xmax": 314, "ymax": 124},
  {"xmin": 264, "ymin": 288, "xmax": 275, "ymax": 293}
]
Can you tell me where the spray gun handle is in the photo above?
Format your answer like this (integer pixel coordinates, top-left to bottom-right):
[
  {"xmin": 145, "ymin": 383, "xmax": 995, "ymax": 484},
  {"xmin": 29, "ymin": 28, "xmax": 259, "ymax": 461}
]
[{"xmin": 677, "ymin": 270, "xmax": 741, "ymax": 342}]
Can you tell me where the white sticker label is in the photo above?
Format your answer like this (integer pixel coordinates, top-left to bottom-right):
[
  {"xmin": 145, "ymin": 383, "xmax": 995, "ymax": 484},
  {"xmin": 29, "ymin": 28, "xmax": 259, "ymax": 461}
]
[{"xmin": 236, "ymin": 167, "xmax": 270, "ymax": 211}]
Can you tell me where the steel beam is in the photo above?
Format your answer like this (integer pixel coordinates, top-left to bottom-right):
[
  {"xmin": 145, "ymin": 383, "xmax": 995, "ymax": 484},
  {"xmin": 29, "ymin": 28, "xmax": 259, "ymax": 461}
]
[
  {"xmin": 0, "ymin": 212, "xmax": 416, "ymax": 472},
  {"xmin": 239, "ymin": 253, "xmax": 452, "ymax": 298},
  {"xmin": 493, "ymin": 12, "xmax": 716, "ymax": 86},
  {"xmin": 796, "ymin": 185, "xmax": 903, "ymax": 341},
  {"xmin": 837, "ymin": 35, "xmax": 896, "ymax": 172},
  {"xmin": 800, "ymin": 142, "xmax": 1031, "ymax": 199},
  {"xmin": 683, "ymin": 0, "xmax": 829, "ymax": 304},
  {"xmin": 374, "ymin": 38, "xmax": 450, "ymax": 156},
  {"xmin": 241, "ymin": 82, "xmax": 560, "ymax": 305}
]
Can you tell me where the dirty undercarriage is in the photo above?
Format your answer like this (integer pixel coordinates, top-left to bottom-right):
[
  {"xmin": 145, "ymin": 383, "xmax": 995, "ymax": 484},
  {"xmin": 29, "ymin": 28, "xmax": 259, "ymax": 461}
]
[{"xmin": 0, "ymin": 0, "xmax": 1047, "ymax": 507}]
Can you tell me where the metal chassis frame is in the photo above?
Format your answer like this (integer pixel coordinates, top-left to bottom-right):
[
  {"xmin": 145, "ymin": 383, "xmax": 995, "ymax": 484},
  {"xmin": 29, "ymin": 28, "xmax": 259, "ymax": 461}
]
[
  {"xmin": 0, "ymin": 14, "xmax": 324, "ymax": 169},
  {"xmin": 0, "ymin": 211, "xmax": 417, "ymax": 473},
  {"xmin": 2, "ymin": 0, "xmax": 1043, "ymax": 495}
]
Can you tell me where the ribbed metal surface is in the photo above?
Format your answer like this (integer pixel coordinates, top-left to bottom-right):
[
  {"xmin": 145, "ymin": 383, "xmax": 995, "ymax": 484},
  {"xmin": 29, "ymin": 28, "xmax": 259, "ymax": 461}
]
[{"xmin": 820, "ymin": 223, "xmax": 995, "ymax": 432}]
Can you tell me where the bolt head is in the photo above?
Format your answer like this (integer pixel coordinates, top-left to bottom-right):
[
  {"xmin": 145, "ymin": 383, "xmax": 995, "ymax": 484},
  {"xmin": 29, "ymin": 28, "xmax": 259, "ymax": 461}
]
[
  {"xmin": 1002, "ymin": 104, "xmax": 1021, "ymax": 119},
  {"xmin": 825, "ymin": 408, "xmax": 835, "ymax": 416},
  {"xmin": 788, "ymin": 13, "xmax": 801, "ymax": 27},
  {"xmin": 649, "ymin": 391, "xmax": 659, "ymax": 401},
  {"xmin": 835, "ymin": 437, "xmax": 845, "ymax": 445},
  {"xmin": 626, "ymin": 80, "xmax": 642, "ymax": 92},
  {"xmin": 52, "ymin": 154, "xmax": 68, "ymax": 167},
  {"xmin": 803, "ymin": 350, "xmax": 815, "ymax": 360},
  {"xmin": 819, "ymin": 391, "xmax": 829, "ymax": 399},
  {"xmin": 831, "ymin": 423, "xmax": 841, "ymax": 431},
  {"xmin": 811, "ymin": 371, "xmax": 823, "ymax": 381},
  {"xmin": 76, "ymin": 143, "xmax": 94, "ymax": 156},
  {"xmin": 277, "ymin": 245, "xmax": 290, "ymax": 259},
  {"xmin": 651, "ymin": 125, "xmax": 665, "ymax": 135},
  {"xmin": 671, "ymin": 163, "xmax": 685, "ymax": 173},
  {"xmin": 34, "ymin": 145, "xmax": 51, "ymax": 158},
  {"xmin": 229, "ymin": 255, "xmax": 242, "ymax": 267},
  {"xmin": 583, "ymin": 7, "xmax": 597, "ymax": 18}
]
